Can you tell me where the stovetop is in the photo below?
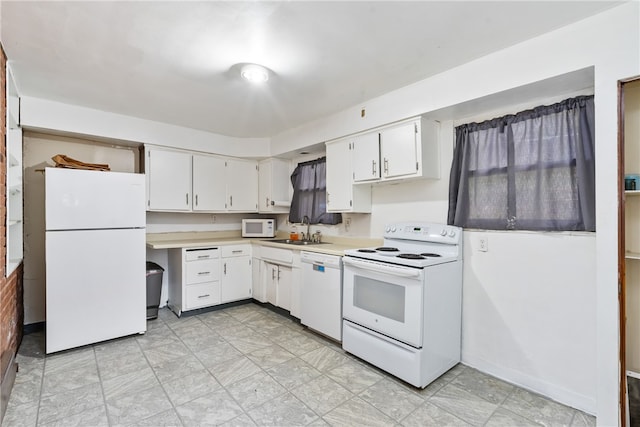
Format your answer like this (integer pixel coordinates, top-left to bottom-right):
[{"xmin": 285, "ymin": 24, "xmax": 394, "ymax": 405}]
[{"xmin": 344, "ymin": 222, "xmax": 462, "ymax": 268}]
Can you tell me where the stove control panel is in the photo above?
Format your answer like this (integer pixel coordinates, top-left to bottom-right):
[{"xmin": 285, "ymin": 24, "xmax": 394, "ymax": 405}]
[{"xmin": 384, "ymin": 222, "xmax": 462, "ymax": 244}]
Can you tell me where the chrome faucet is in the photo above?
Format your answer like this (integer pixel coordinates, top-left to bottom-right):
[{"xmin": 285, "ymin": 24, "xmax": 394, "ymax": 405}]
[{"xmin": 302, "ymin": 215, "xmax": 311, "ymax": 241}]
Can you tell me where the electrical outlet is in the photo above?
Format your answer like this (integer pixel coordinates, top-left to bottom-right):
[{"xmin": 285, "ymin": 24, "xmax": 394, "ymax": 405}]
[
  {"xmin": 345, "ymin": 217, "xmax": 352, "ymax": 231},
  {"xmin": 211, "ymin": 215, "xmax": 216, "ymax": 223},
  {"xmin": 478, "ymin": 235, "xmax": 488, "ymax": 252}
]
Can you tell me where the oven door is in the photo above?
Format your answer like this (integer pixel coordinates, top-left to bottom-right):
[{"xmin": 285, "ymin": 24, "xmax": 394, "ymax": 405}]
[{"xmin": 342, "ymin": 256, "xmax": 424, "ymax": 348}]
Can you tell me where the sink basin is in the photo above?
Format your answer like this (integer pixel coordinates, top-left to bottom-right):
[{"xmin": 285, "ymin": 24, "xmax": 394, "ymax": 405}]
[{"xmin": 264, "ymin": 239, "xmax": 328, "ymax": 246}]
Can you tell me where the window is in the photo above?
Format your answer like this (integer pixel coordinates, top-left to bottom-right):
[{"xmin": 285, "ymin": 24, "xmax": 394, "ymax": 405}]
[
  {"xmin": 289, "ymin": 157, "xmax": 342, "ymax": 225},
  {"xmin": 448, "ymin": 95, "xmax": 595, "ymax": 232}
]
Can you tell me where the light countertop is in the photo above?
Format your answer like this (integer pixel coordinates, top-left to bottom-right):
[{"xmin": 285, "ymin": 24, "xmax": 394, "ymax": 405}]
[{"xmin": 146, "ymin": 231, "xmax": 382, "ymax": 256}]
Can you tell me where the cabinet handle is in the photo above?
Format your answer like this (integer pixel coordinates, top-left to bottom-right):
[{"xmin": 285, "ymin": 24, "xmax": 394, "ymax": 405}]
[
  {"xmin": 277, "ymin": 269, "xmax": 281, "ymax": 280},
  {"xmin": 383, "ymin": 158, "xmax": 389, "ymax": 175},
  {"xmin": 197, "ymin": 271, "xmax": 210, "ymax": 275},
  {"xmin": 197, "ymin": 294, "xmax": 210, "ymax": 299},
  {"xmin": 195, "ymin": 194, "xmax": 198, "ymax": 206},
  {"xmin": 224, "ymin": 263, "xmax": 227, "ymax": 275},
  {"xmin": 372, "ymin": 160, "xmax": 377, "ymax": 175},
  {"xmin": 230, "ymin": 195, "xmax": 233, "ymax": 207},
  {"xmin": 232, "ymin": 250, "xmax": 243, "ymax": 254},
  {"xmin": 186, "ymin": 193, "xmax": 189, "ymax": 205},
  {"xmin": 197, "ymin": 255, "xmax": 210, "ymax": 259}
]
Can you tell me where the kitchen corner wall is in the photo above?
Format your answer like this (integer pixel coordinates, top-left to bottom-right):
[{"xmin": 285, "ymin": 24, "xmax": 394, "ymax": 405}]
[
  {"xmin": 268, "ymin": 4, "xmax": 640, "ymax": 418},
  {"xmin": 0, "ymin": 43, "xmax": 24, "ymax": 425}
]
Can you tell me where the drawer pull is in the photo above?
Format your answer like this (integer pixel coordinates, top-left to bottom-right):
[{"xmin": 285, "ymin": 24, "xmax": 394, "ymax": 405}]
[
  {"xmin": 232, "ymin": 250, "xmax": 243, "ymax": 254},
  {"xmin": 197, "ymin": 255, "xmax": 210, "ymax": 259},
  {"xmin": 197, "ymin": 294, "xmax": 210, "ymax": 299},
  {"xmin": 197, "ymin": 271, "xmax": 211, "ymax": 275}
]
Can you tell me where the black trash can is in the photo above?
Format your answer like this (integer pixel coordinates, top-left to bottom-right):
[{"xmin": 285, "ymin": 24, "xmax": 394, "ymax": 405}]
[{"xmin": 146, "ymin": 261, "xmax": 164, "ymax": 320}]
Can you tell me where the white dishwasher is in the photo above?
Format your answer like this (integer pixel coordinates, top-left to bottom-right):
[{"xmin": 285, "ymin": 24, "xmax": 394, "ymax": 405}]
[{"xmin": 300, "ymin": 251, "xmax": 343, "ymax": 341}]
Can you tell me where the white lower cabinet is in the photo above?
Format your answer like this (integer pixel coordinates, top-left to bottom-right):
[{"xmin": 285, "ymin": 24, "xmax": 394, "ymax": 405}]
[
  {"xmin": 168, "ymin": 247, "xmax": 221, "ymax": 316},
  {"xmin": 258, "ymin": 246, "xmax": 302, "ymax": 318},
  {"xmin": 221, "ymin": 244, "xmax": 253, "ymax": 303}
]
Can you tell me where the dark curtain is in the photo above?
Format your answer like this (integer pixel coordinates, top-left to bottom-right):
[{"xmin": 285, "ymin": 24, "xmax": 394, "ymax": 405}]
[
  {"xmin": 289, "ymin": 157, "xmax": 342, "ymax": 225},
  {"xmin": 448, "ymin": 95, "xmax": 595, "ymax": 232}
]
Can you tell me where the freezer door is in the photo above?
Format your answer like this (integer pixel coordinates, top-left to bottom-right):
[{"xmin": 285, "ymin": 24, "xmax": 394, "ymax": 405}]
[
  {"xmin": 45, "ymin": 168, "xmax": 145, "ymax": 230},
  {"xmin": 46, "ymin": 228, "xmax": 146, "ymax": 353}
]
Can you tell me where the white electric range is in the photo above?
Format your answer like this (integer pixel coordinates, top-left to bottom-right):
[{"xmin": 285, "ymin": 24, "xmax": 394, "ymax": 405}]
[{"xmin": 342, "ymin": 222, "xmax": 463, "ymax": 388}]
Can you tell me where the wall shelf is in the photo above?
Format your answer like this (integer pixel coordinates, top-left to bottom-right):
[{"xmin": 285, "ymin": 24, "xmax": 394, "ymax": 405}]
[{"xmin": 6, "ymin": 64, "xmax": 23, "ymax": 275}]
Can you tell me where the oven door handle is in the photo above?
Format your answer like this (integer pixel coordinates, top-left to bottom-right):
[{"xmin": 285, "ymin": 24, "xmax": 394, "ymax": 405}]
[{"xmin": 343, "ymin": 257, "xmax": 421, "ymax": 278}]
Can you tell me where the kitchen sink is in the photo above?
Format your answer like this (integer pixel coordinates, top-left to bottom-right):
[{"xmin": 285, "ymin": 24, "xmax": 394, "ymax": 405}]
[{"xmin": 264, "ymin": 239, "xmax": 328, "ymax": 246}]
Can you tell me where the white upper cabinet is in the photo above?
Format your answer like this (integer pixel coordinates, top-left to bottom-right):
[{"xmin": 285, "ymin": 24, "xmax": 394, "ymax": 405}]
[
  {"xmin": 192, "ymin": 154, "xmax": 226, "ymax": 211},
  {"xmin": 145, "ymin": 146, "xmax": 258, "ymax": 213},
  {"xmin": 380, "ymin": 117, "xmax": 440, "ymax": 181},
  {"xmin": 258, "ymin": 158, "xmax": 291, "ymax": 213},
  {"xmin": 226, "ymin": 158, "xmax": 258, "ymax": 211},
  {"xmin": 352, "ymin": 132, "xmax": 381, "ymax": 182},
  {"xmin": 351, "ymin": 117, "xmax": 441, "ymax": 185},
  {"xmin": 326, "ymin": 139, "xmax": 371, "ymax": 213},
  {"xmin": 146, "ymin": 148, "xmax": 192, "ymax": 211}
]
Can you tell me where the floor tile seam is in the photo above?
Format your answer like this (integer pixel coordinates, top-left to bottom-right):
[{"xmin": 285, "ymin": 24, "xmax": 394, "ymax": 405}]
[
  {"xmin": 397, "ymin": 399, "xmax": 471, "ymax": 427},
  {"xmin": 92, "ymin": 345, "xmax": 115, "ymax": 427},
  {"xmin": 354, "ymin": 380, "xmax": 425, "ymax": 422},
  {"xmin": 426, "ymin": 383, "xmax": 498, "ymax": 427},
  {"xmin": 336, "ymin": 393, "xmax": 395, "ymax": 423},
  {"xmin": 498, "ymin": 386, "xmax": 575, "ymax": 426},
  {"xmin": 35, "ymin": 349, "xmax": 100, "ymax": 426},
  {"xmin": 261, "ymin": 355, "xmax": 322, "ymax": 392},
  {"xmin": 125, "ymin": 328, "xmax": 185, "ymax": 422},
  {"xmin": 298, "ymin": 373, "xmax": 356, "ymax": 415},
  {"xmin": 36, "ymin": 386, "xmax": 107, "ymax": 426},
  {"xmin": 478, "ymin": 405, "xmax": 545, "ymax": 427}
]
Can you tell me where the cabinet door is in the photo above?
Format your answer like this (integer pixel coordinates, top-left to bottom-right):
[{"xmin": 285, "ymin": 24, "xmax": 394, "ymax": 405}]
[
  {"xmin": 147, "ymin": 149, "xmax": 192, "ymax": 211},
  {"xmin": 227, "ymin": 159, "xmax": 258, "ymax": 211},
  {"xmin": 193, "ymin": 155, "xmax": 226, "ymax": 211},
  {"xmin": 258, "ymin": 160, "xmax": 273, "ymax": 212},
  {"xmin": 276, "ymin": 265, "xmax": 292, "ymax": 311},
  {"xmin": 326, "ymin": 140, "xmax": 353, "ymax": 211},
  {"xmin": 265, "ymin": 262, "xmax": 278, "ymax": 305},
  {"xmin": 221, "ymin": 256, "xmax": 252, "ymax": 303},
  {"xmin": 380, "ymin": 121, "xmax": 418, "ymax": 179},
  {"xmin": 258, "ymin": 158, "xmax": 290, "ymax": 213},
  {"xmin": 352, "ymin": 133, "xmax": 381, "ymax": 182}
]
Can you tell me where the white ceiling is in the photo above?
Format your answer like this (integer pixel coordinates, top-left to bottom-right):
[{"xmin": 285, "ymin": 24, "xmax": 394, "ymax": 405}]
[{"xmin": 1, "ymin": 1, "xmax": 621, "ymax": 139}]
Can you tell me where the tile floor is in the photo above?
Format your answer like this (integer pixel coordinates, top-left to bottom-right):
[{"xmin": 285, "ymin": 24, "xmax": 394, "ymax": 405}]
[{"xmin": 2, "ymin": 302, "xmax": 596, "ymax": 426}]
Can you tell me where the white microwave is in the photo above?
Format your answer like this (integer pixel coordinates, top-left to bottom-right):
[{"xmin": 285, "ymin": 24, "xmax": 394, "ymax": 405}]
[{"xmin": 242, "ymin": 219, "xmax": 276, "ymax": 238}]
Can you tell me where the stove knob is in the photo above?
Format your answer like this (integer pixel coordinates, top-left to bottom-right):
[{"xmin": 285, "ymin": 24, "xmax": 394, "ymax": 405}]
[
  {"xmin": 391, "ymin": 227, "xmax": 397, "ymax": 232},
  {"xmin": 448, "ymin": 230, "xmax": 456, "ymax": 237},
  {"xmin": 385, "ymin": 227, "xmax": 391, "ymax": 233},
  {"xmin": 440, "ymin": 228, "xmax": 447, "ymax": 236}
]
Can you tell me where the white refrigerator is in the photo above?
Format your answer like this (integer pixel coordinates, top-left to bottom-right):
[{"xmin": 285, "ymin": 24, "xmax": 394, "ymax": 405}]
[{"xmin": 45, "ymin": 167, "xmax": 147, "ymax": 353}]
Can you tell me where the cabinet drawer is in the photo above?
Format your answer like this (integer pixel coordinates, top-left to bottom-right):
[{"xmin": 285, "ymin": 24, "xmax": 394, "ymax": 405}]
[
  {"xmin": 186, "ymin": 260, "xmax": 219, "ymax": 284},
  {"xmin": 221, "ymin": 245, "xmax": 251, "ymax": 258},
  {"xmin": 185, "ymin": 282, "xmax": 220, "ymax": 309},
  {"xmin": 185, "ymin": 248, "xmax": 219, "ymax": 262}
]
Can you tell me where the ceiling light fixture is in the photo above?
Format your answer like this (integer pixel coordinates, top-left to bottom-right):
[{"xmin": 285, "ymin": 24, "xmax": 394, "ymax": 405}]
[{"xmin": 240, "ymin": 63, "xmax": 269, "ymax": 83}]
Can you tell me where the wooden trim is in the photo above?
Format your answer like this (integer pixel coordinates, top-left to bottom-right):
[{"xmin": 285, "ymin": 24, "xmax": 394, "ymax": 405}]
[
  {"xmin": 619, "ymin": 77, "xmax": 628, "ymax": 427},
  {"xmin": 620, "ymin": 75, "xmax": 640, "ymax": 426}
]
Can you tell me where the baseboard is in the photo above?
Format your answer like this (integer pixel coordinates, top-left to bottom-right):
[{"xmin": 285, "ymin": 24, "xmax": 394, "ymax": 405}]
[
  {"xmin": 462, "ymin": 354, "xmax": 596, "ymax": 415},
  {"xmin": 23, "ymin": 321, "xmax": 45, "ymax": 335},
  {"xmin": 0, "ymin": 353, "xmax": 17, "ymax": 425}
]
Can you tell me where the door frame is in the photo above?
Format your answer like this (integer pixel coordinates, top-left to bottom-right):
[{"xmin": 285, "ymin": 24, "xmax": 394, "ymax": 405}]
[{"xmin": 619, "ymin": 75, "xmax": 640, "ymax": 427}]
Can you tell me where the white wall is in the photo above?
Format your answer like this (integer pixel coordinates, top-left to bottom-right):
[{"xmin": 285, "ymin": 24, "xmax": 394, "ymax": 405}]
[
  {"xmin": 270, "ymin": 3, "xmax": 640, "ymax": 422},
  {"xmin": 22, "ymin": 131, "xmax": 138, "ymax": 324},
  {"xmin": 19, "ymin": 96, "xmax": 271, "ymax": 159}
]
